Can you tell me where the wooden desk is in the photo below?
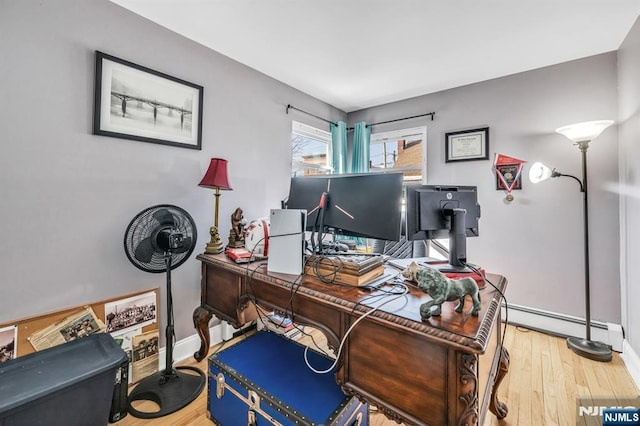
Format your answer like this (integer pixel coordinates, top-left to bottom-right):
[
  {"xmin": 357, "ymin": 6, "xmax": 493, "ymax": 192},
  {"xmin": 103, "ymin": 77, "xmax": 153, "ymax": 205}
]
[{"xmin": 193, "ymin": 254, "xmax": 509, "ymax": 425}]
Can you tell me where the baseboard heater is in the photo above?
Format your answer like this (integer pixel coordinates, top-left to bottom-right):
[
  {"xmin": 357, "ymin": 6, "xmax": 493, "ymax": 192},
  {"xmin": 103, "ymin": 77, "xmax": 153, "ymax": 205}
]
[{"xmin": 501, "ymin": 303, "xmax": 623, "ymax": 352}]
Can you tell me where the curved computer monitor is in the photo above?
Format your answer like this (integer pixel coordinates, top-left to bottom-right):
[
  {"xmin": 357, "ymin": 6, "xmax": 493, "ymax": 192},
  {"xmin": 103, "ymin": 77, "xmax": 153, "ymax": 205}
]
[
  {"xmin": 286, "ymin": 172, "xmax": 403, "ymax": 243},
  {"xmin": 405, "ymin": 185, "xmax": 481, "ymax": 271}
]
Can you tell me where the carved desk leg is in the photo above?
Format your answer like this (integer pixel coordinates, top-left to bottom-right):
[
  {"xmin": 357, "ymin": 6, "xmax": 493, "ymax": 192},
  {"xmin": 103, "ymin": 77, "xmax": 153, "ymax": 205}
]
[
  {"xmin": 193, "ymin": 305, "xmax": 214, "ymax": 362},
  {"xmin": 489, "ymin": 346, "xmax": 510, "ymax": 419}
]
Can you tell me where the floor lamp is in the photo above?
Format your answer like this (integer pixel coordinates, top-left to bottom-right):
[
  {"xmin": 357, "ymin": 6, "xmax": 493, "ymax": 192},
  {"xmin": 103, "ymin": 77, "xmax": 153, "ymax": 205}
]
[{"xmin": 529, "ymin": 120, "xmax": 614, "ymax": 363}]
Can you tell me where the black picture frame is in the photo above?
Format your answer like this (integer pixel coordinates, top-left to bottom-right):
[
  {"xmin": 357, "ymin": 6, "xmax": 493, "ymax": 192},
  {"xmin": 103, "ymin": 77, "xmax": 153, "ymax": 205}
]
[
  {"xmin": 93, "ymin": 51, "xmax": 203, "ymax": 150},
  {"xmin": 445, "ymin": 127, "xmax": 489, "ymax": 163}
]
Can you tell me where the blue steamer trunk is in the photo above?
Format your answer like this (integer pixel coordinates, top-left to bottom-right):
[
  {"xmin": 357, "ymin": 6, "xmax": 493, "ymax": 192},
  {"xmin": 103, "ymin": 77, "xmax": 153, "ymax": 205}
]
[{"xmin": 208, "ymin": 331, "xmax": 368, "ymax": 425}]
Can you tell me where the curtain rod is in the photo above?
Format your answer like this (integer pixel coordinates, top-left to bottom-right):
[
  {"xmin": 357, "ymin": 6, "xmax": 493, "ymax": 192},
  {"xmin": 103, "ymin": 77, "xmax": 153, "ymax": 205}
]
[
  {"xmin": 367, "ymin": 112, "xmax": 435, "ymax": 127},
  {"xmin": 286, "ymin": 104, "xmax": 436, "ymax": 129},
  {"xmin": 286, "ymin": 104, "xmax": 338, "ymax": 127}
]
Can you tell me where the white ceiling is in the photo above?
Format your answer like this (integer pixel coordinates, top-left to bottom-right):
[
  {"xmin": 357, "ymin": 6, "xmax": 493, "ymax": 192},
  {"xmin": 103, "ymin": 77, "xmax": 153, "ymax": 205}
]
[{"xmin": 111, "ymin": 0, "xmax": 640, "ymax": 113}]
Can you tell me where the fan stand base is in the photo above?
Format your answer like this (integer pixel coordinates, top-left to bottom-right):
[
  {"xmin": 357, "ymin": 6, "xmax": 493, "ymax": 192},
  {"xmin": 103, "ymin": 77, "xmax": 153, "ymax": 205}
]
[{"xmin": 128, "ymin": 366, "xmax": 206, "ymax": 419}]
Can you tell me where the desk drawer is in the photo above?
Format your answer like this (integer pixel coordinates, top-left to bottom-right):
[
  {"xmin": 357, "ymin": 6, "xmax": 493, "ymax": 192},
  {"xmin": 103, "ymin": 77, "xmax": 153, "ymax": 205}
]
[{"xmin": 208, "ymin": 332, "xmax": 367, "ymax": 425}]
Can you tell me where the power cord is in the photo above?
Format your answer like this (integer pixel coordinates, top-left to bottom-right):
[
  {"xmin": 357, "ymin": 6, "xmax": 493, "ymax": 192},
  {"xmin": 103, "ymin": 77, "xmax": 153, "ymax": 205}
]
[
  {"xmin": 238, "ymin": 240, "xmax": 412, "ymax": 374},
  {"xmin": 307, "ymin": 254, "xmax": 345, "ymax": 284},
  {"xmin": 462, "ymin": 261, "xmax": 509, "ymax": 350},
  {"xmin": 303, "ymin": 283, "xmax": 410, "ymax": 374}
]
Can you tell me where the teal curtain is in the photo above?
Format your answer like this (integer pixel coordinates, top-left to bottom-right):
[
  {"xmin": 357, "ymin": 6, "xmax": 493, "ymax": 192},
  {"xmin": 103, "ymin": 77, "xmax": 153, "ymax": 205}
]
[
  {"xmin": 343, "ymin": 121, "xmax": 371, "ymax": 248},
  {"xmin": 350, "ymin": 121, "xmax": 371, "ymax": 173},
  {"xmin": 330, "ymin": 121, "xmax": 347, "ymax": 174}
]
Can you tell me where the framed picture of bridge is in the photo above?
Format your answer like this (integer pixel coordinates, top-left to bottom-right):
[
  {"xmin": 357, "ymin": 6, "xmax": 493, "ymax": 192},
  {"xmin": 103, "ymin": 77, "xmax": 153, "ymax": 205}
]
[{"xmin": 93, "ymin": 51, "xmax": 203, "ymax": 150}]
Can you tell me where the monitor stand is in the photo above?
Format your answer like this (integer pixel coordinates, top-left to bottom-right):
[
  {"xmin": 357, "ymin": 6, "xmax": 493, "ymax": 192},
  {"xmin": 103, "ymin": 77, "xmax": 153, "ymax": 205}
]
[
  {"xmin": 434, "ymin": 262, "xmax": 479, "ymax": 274},
  {"xmin": 440, "ymin": 208, "xmax": 477, "ymax": 274}
]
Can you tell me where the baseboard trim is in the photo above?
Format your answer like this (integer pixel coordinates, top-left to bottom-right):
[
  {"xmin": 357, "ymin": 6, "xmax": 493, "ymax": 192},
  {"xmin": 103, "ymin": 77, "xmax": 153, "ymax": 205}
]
[
  {"xmin": 621, "ymin": 340, "xmax": 640, "ymax": 391},
  {"xmin": 159, "ymin": 323, "xmax": 225, "ymax": 370},
  {"xmin": 159, "ymin": 321, "xmax": 256, "ymax": 369},
  {"xmin": 502, "ymin": 303, "xmax": 624, "ymax": 352}
]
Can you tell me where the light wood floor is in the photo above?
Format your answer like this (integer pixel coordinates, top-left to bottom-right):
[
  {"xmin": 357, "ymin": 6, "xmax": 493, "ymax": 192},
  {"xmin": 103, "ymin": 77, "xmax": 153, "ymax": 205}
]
[{"xmin": 119, "ymin": 325, "xmax": 639, "ymax": 426}]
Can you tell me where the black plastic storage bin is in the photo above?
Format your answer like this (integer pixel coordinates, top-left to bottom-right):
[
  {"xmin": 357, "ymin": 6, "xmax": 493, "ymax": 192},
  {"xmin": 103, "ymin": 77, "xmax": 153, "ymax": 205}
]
[{"xmin": 0, "ymin": 333, "xmax": 128, "ymax": 426}]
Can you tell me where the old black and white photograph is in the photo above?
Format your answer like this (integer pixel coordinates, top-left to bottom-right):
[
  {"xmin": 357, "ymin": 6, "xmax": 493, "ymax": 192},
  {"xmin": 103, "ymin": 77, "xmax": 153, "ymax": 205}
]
[
  {"xmin": 0, "ymin": 325, "xmax": 17, "ymax": 363},
  {"xmin": 105, "ymin": 291, "xmax": 157, "ymax": 333},
  {"xmin": 59, "ymin": 312, "xmax": 102, "ymax": 342},
  {"xmin": 131, "ymin": 330, "xmax": 159, "ymax": 383},
  {"xmin": 94, "ymin": 51, "xmax": 203, "ymax": 150}
]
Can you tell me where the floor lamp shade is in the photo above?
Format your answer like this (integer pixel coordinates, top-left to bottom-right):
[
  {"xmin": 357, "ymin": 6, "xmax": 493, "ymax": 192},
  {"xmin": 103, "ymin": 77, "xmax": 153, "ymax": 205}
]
[
  {"xmin": 555, "ymin": 120, "xmax": 614, "ymax": 143},
  {"xmin": 529, "ymin": 162, "xmax": 555, "ymax": 184}
]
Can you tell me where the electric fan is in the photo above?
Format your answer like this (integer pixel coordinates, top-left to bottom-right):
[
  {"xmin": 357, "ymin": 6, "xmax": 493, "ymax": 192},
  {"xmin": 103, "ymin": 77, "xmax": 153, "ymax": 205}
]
[{"xmin": 123, "ymin": 204, "xmax": 205, "ymax": 418}]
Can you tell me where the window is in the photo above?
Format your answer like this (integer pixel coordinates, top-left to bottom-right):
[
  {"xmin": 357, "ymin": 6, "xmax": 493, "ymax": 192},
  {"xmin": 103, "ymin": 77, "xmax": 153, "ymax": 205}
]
[
  {"xmin": 289, "ymin": 122, "xmax": 435, "ymax": 252},
  {"xmin": 291, "ymin": 121, "xmax": 331, "ymax": 176},
  {"xmin": 369, "ymin": 126, "xmax": 445, "ymax": 256},
  {"xmin": 369, "ymin": 126, "xmax": 426, "ymax": 184}
]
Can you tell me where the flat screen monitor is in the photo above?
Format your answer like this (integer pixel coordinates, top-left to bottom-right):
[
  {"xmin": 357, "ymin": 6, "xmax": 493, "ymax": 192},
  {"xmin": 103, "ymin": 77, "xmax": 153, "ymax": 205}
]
[
  {"xmin": 405, "ymin": 185, "xmax": 481, "ymax": 271},
  {"xmin": 286, "ymin": 172, "xmax": 403, "ymax": 245}
]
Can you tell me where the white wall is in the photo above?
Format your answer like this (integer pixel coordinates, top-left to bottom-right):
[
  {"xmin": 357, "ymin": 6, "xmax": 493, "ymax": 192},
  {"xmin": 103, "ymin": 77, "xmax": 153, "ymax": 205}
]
[
  {"xmin": 617, "ymin": 17, "xmax": 640, "ymax": 364},
  {"xmin": 0, "ymin": 0, "xmax": 346, "ymax": 341},
  {"xmin": 349, "ymin": 53, "xmax": 621, "ymax": 324}
]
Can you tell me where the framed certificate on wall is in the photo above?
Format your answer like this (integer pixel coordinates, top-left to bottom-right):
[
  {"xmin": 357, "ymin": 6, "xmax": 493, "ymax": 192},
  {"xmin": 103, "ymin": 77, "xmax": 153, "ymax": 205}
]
[{"xmin": 445, "ymin": 127, "xmax": 489, "ymax": 162}]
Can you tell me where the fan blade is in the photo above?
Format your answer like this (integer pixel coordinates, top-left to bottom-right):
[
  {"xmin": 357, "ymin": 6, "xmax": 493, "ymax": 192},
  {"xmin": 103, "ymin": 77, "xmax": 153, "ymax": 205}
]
[
  {"xmin": 134, "ymin": 236, "xmax": 156, "ymax": 264},
  {"xmin": 153, "ymin": 208, "xmax": 175, "ymax": 226},
  {"xmin": 173, "ymin": 237, "xmax": 192, "ymax": 253}
]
